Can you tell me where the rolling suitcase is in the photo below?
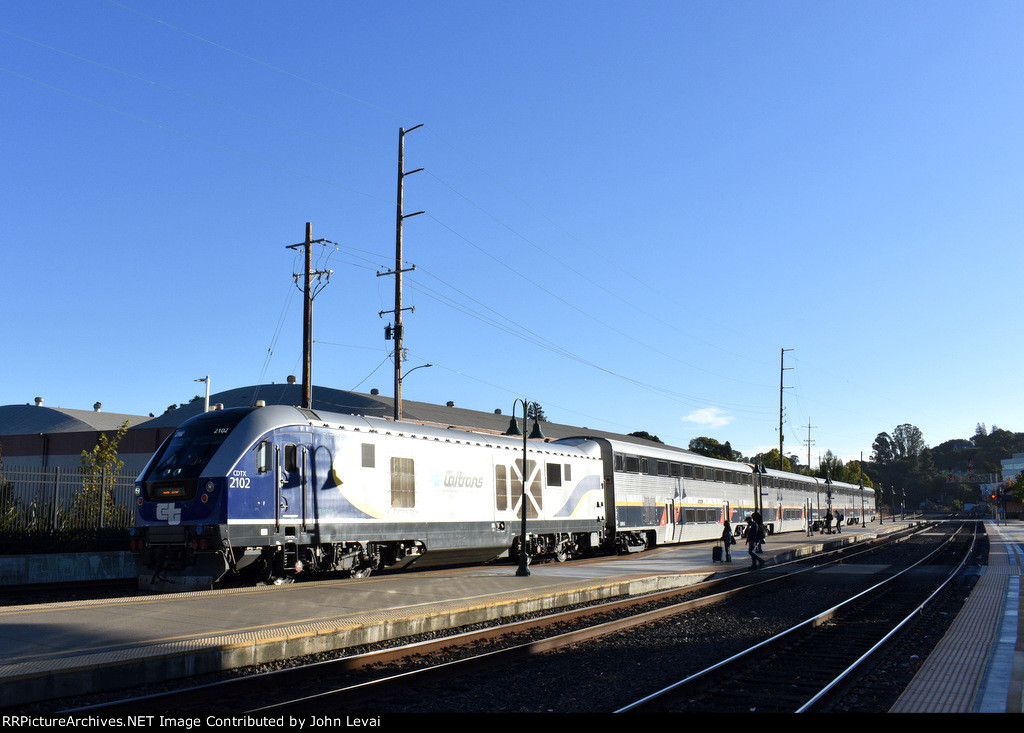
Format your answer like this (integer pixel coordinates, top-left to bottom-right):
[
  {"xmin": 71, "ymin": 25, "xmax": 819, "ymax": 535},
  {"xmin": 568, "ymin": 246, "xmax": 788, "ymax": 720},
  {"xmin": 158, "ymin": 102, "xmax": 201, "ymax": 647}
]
[{"xmin": 712, "ymin": 544, "xmax": 723, "ymax": 562}]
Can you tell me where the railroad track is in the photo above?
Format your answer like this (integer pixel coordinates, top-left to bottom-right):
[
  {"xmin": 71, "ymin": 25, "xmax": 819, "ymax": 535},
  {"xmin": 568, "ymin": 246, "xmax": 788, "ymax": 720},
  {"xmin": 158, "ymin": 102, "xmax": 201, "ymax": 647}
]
[
  {"xmin": 49, "ymin": 522, "xmax": 967, "ymax": 715},
  {"xmin": 617, "ymin": 521, "xmax": 977, "ymax": 713}
]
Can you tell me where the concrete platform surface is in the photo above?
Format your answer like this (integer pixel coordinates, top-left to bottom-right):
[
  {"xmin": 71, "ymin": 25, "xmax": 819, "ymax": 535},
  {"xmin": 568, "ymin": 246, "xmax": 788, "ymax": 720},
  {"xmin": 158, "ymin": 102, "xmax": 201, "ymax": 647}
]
[{"xmin": 5, "ymin": 517, "xmax": 1013, "ymax": 713}]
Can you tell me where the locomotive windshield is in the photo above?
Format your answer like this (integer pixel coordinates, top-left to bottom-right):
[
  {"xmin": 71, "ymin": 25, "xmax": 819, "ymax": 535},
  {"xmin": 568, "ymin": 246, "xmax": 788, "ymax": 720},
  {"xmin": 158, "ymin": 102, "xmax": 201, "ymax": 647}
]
[{"xmin": 142, "ymin": 409, "xmax": 252, "ymax": 483}]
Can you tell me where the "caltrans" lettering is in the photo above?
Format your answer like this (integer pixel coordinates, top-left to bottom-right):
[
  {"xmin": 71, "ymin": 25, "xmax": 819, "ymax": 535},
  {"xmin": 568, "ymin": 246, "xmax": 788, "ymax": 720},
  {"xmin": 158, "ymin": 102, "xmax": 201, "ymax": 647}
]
[{"xmin": 443, "ymin": 471, "xmax": 484, "ymax": 488}]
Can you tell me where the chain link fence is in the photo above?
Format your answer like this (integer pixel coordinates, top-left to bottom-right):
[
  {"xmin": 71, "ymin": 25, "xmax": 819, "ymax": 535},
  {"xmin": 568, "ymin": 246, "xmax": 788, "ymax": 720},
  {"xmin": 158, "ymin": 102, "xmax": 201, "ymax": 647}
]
[{"xmin": 0, "ymin": 465, "xmax": 136, "ymax": 554}]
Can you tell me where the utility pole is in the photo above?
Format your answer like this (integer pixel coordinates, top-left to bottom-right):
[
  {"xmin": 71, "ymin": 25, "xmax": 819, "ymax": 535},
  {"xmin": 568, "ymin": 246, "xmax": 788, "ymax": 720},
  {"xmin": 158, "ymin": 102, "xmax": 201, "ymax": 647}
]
[
  {"xmin": 378, "ymin": 125, "xmax": 423, "ymax": 421},
  {"xmin": 286, "ymin": 222, "xmax": 332, "ymax": 410},
  {"xmin": 779, "ymin": 348, "xmax": 792, "ymax": 470},
  {"xmin": 803, "ymin": 420, "xmax": 816, "ymax": 470}
]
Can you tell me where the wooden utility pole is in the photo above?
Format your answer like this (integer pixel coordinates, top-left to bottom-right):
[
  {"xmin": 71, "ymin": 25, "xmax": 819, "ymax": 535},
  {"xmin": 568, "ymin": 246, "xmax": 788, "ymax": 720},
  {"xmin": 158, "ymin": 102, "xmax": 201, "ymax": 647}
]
[
  {"xmin": 779, "ymin": 348, "xmax": 792, "ymax": 470},
  {"xmin": 300, "ymin": 223, "xmax": 313, "ymax": 408},
  {"xmin": 803, "ymin": 420, "xmax": 816, "ymax": 470},
  {"xmin": 286, "ymin": 223, "xmax": 331, "ymax": 409},
  {"xmin": 378, "ymin": 125, "xmax": 423, "ymax": 421}
]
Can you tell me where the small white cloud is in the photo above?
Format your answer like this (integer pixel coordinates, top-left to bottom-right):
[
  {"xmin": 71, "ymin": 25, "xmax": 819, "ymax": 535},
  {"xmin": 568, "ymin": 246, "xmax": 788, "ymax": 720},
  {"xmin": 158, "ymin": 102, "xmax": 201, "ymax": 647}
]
[{"xmin": 682, "ymin": 407, "xmax": 731, "ymax": 428}]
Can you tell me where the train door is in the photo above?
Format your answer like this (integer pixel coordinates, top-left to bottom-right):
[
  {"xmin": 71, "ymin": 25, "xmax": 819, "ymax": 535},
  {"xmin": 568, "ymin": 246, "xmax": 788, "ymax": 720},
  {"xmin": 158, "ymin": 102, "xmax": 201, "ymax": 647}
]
[
  {"xmin": 275, "ymin": 442, "xmax": 309, "ymax": 529},
  {"xmin": 666, "ymin": 499, "xmax": 676, "ymax": 542}
]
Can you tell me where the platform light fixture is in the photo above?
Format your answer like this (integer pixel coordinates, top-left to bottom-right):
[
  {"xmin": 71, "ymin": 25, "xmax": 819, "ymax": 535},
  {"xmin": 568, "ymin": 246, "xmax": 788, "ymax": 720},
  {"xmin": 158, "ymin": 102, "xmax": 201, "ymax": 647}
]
[
  {"xmin": 194, "ymin": 376, "xmax": 210, "ymax": 413},
  {"xmin": 824, "ymin": 470, "xmax": 833, "ymax": 532},
  {"xmin": 505, "ymin": 398, "xmax": 544, "ymax": 577}
]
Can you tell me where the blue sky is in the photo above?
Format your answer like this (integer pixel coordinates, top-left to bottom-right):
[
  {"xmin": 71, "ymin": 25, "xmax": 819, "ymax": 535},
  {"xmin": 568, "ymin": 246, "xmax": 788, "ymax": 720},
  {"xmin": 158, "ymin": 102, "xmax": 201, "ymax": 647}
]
[{"xmin": 3, "ymin": 1, "xmax": 1022, "ymax": 465}]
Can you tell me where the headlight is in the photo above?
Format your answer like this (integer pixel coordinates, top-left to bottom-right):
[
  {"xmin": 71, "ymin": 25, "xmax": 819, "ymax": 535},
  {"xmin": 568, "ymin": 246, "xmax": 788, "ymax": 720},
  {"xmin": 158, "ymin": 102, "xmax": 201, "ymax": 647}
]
[{"xmin": 205, "ymin": 481, "xmax": 215, "ymax": 492}]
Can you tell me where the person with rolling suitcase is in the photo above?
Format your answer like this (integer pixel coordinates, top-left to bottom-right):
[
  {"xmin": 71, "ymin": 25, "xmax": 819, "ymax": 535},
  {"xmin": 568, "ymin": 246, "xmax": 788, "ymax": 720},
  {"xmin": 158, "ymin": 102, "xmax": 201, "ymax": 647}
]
[{"xmin": 720, "ymin": 519, "xmax": 734, "ymax": 562}]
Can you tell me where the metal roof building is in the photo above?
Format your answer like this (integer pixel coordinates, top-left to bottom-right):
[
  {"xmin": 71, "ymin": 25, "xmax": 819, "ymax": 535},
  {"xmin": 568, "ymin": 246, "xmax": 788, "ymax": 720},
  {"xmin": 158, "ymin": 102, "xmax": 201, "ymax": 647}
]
[{"xmin": 0, "ymin": 402, "xmax": 149, "ymax": 435}]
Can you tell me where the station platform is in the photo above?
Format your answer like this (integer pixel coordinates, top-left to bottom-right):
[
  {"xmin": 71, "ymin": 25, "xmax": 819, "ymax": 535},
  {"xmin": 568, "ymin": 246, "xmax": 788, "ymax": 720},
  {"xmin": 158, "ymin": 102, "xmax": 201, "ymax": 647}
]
[
  {"xmin": 889, "ymin": 519, "xmax": 1024, "ymax": 713},
  {"xmin": 0, "ymin": 517, "xmax": 1015, "ymax": 713}
]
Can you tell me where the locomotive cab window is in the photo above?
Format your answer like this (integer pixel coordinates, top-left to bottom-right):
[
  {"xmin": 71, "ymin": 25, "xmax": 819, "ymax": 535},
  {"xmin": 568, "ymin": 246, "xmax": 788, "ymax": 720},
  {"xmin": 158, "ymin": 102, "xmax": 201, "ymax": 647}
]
[
  {"xmin": 284, "ymin": 444, "xmax": 299, "ymax": 473},
  {"xmin": 256, "ymin": 441, "xmax": 271, "ymax": 473},
  {"xmin": 547, "ymin": 463, "xmax": 562, "ymax": 487},
  {"xmin": 361, "ymin": 443, "xmax": 375, "ymax": 468}
]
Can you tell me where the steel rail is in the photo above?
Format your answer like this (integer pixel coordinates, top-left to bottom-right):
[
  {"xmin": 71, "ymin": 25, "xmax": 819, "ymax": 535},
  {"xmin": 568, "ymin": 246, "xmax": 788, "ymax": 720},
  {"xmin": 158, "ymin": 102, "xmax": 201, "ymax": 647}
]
[
  {"xmin": 247, "ymin": 525, "xmax": 934, "ymax": 714},
  {"xmin": 614, "ymin": 521, "xmax": 972, "ymax": 713},
  {"xmin": 59, "ymin": 524, "xmax": 927, "ymax": 716},
  {"xmin": 796, "ymin": 522, "xmax": 977, "ymax": 712}
]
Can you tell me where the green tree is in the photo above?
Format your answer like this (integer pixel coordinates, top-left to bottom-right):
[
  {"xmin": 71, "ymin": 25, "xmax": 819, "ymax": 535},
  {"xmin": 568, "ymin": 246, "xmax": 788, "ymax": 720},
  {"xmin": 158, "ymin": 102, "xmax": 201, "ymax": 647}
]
[
  {"xmin": 1009, "ymin": 473, "xmax": 1024, "ymax": 506},
  {"xmin": 869, "ymin": 423, "xmax": 937, "ymax": 509},
  {"xmin": 0, "ymin": 441, "xmax": 17, "ymax": 533},
  {"xmin": 526, "ymin": 403, "xmax": 546, "ymax": 421},
  {"xmin": 75, "ymin": 420, "xmax": 131, "ymax": 530},
  {"xmin": 689, "ymin": 436, "xmax": 739, "ymax": 461},
  {"xmin": 628, "ymin": 431, "xmax": 663, "ymax": 444},
  {"xmin": 753, "ymin": 448, "xmax": 792, "ymax": 472}
]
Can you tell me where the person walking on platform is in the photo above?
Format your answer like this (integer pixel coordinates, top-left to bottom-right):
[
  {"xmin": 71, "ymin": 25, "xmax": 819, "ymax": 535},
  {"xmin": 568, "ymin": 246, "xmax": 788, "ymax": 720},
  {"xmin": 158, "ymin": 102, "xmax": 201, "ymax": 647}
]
[
  {"xmin": 745, "ymin": 517, "xmax": 765, "ymax": 569},
  {"xmin": 835, "ymin": 510, "xmax": 843, "ymax": 533},
  {"xmin": 751, "ymin": 511, "xmax": 765, "ymax": 553},
  {"xmin": 721, "ymin": 520, "xmax": 735, "ymax": 562},
  {"xmin": 825, "ymin": 510, "xmax": 833, "ymax": 534}
]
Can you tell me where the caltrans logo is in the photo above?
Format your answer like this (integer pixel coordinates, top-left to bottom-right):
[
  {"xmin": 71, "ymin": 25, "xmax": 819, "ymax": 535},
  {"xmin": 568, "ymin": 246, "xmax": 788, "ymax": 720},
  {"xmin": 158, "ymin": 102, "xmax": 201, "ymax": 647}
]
[{"xmin": 156, "ymin": 503, "xmax": 182, "ymax": 525}]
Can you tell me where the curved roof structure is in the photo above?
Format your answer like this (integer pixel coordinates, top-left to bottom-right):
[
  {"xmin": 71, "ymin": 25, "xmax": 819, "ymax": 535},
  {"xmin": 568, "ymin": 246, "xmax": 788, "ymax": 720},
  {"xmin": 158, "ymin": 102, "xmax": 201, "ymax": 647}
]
[
  {"xmin": 136, "ymin": 383, "xmax": 657, "ymax": 446},
  {"xmin": 0, "ymin": 404, "xmax": 149, "ymax": 436}
]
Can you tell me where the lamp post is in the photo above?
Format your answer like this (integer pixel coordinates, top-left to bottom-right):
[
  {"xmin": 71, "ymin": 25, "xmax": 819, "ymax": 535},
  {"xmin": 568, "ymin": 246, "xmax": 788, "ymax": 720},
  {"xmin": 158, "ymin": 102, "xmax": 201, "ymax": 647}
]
[
  {"xmin": 859, "ymin": 477, "xmax": 865, "ymax": 528},
  {"xmin": 752, "ymin": 463, "xmax": 763, "ymax": 519},
  {"xmin": 859, "ymin": 451, "xmax": 865, "ymax": 528},
  {"xmin": 824, "ymin": 470, "xmax": 833, "ymax": 534},
  {"xmin": 504, "ymin": 398, "xmax": 544, "ymax": 577},
  {"xmin": 194, "ymin": 376, "xmax": 210, "ymax": 413},
  {"xmin": 399, "ymin": 363, "xmax": 432, "ymax": 386},
  {"xmin": 811, "ymin": 477, "xmax": 821, "ymax": 536}
]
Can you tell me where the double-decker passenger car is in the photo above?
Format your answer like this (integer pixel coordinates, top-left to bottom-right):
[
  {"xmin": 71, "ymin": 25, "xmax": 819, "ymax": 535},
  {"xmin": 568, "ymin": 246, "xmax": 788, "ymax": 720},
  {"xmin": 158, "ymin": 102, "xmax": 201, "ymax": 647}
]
[{"xmin": 556, "ymin": 436, "xmax": 875, "ymax": 547}]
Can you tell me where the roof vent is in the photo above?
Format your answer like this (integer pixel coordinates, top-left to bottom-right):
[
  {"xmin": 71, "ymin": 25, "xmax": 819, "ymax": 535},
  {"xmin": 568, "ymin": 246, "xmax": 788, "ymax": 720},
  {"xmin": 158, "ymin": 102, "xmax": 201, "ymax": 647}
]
[
  {"xmin": 34, "ymin": 396, "xmax": 43, "ymax": 406},
  {"xmin": 446, "ymin": 401, "xmax": 455, "ymax": 407},
  {"xmin": 494, "ymin": 409, "xmax": 502, "ymax": 414},
  {"xmin": 93, "ymin": 402, "xmax": 102, "ymax": 412},
  {"xmin": 371, "ymin": 388, "xmax": 379, "ymax": 395},
  {"xmin": 287, "ymin": 375, "xmax": 297, "ymax": 384}
]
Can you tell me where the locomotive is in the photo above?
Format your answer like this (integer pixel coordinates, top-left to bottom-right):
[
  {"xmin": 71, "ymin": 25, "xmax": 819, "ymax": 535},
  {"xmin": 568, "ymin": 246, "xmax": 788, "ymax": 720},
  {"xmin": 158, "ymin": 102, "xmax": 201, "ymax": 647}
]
[{"xmin": 130, "ymin": 403, "xmax": 874, "ymax": 591}]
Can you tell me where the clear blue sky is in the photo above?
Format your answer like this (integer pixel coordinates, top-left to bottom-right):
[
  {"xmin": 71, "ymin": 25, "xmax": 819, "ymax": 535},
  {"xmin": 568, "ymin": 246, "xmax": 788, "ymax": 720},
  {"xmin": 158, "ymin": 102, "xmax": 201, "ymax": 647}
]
[{"xmin": 3, "ymin": 1, "xmax": 1022, "ymax": 466}]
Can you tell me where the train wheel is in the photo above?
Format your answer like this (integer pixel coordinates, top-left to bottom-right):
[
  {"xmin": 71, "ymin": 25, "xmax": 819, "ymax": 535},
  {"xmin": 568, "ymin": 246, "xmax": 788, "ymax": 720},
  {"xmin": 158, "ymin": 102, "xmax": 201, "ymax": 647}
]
[
  {"xmin": 554, "ymin": 548, "xmax": 568, "ymax": 563},
  {"xmin": 236, "ymin": 555, "xmax": 273, "ymax": 586},
  {"xmin": 349, "ymin": 566, "xmax": 373, "ymax": 579}
]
